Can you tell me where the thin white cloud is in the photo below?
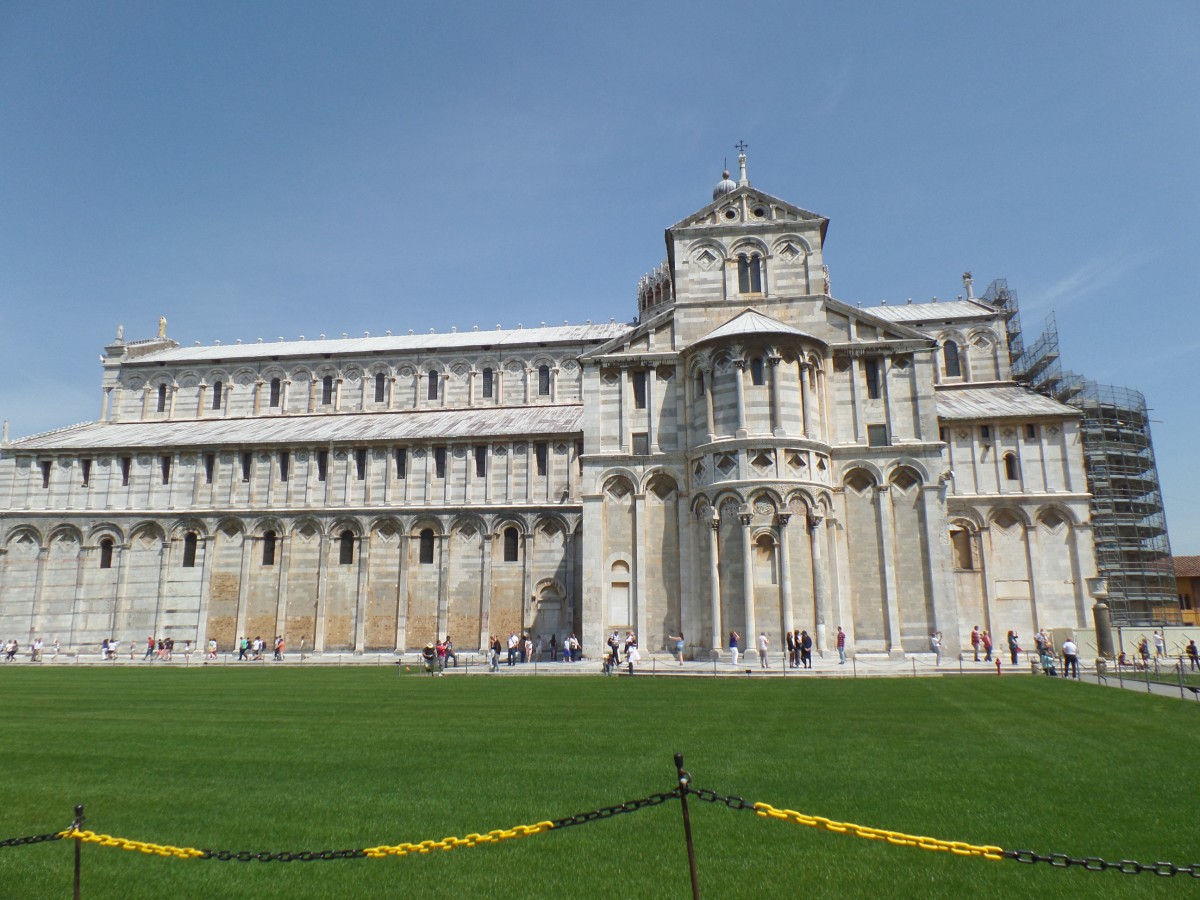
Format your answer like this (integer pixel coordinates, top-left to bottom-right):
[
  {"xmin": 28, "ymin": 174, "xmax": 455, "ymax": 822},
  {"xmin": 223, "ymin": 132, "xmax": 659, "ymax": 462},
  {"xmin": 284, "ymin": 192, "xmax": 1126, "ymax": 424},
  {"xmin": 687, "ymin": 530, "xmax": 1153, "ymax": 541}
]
[{"xmin": 1024, "ymin": 251, "xmax": 1152, "ymax": 317}]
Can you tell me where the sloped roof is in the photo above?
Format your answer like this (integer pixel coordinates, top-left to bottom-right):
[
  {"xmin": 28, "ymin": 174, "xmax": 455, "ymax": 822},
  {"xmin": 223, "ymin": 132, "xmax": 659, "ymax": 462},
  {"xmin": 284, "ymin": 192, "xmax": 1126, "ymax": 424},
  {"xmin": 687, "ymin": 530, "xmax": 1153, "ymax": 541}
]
[
  {"xmin": 692, "ymin": 309, "xmax": 821, "ymax": 347},
  {"xmin": 9, "ymin": 406, "xmax": 583, "ymax": 451},
  {"xmin": 935, "ymin": 384, "xmax": 1079, "ymax": 420},
  {"xmin": 864, "ymin": 300, "xmax": 1000, "ymax": 323},
  {"xmin": 1174, "ymin": 556, "xmax": 1200, "ymax": 578},
  {"xmin": 123, "ymin": 323, "xmax": 631, "ymax": 367},
  {"xmin": 667, "ymin": 185, "xmax": 828, "ymax": 237}
]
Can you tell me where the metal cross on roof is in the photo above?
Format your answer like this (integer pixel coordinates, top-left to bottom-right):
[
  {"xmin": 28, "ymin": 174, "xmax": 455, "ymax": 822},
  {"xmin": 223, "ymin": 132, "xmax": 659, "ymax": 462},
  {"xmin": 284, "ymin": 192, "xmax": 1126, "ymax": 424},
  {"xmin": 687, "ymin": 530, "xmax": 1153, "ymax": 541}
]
[{"xmin": 735, "ymin": 140, "xmax": 749, "ymax": 154}]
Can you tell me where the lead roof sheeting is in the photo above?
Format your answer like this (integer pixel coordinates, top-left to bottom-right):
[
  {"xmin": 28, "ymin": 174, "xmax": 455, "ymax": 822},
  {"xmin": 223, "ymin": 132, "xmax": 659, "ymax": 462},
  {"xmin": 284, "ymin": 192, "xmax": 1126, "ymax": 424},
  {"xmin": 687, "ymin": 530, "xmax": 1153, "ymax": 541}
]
[
  {"xmin": 864, "ymin": 300, "xmax": 999, "ymax": 323},
  {"xmin": 935, "ymin": 385, "xmax": 1079, "ymax": 420},
  {"xmin": 698, "ymin": 308, "xmax": 819, "ymax": 343},
  {"xmin": 126, "ymin": 324, "xmax": 632, "ymax": 366},
  {"xmin": 10, "ymin": 406, "xmax": 584, "ymax": 451}
]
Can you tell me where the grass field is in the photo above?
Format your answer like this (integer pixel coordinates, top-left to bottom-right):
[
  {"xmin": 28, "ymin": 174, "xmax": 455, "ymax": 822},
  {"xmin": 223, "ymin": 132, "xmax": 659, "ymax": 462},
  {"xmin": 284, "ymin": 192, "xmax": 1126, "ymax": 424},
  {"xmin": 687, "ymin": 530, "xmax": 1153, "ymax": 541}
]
[{"xmin": 0, "ymin": 669, "xmax": 1196, "ymax": 898}]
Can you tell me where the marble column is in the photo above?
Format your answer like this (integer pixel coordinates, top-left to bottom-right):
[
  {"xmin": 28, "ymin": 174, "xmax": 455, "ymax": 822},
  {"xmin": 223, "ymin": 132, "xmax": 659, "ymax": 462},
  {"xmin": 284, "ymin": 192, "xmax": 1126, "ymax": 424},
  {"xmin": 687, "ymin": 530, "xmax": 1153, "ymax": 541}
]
[
  {"xmin": 768, "ymin": 356, "xmax": 783, "ymax": 436},
  {"xmin": 875, "ymin": 486, "xmax": 903, "ymax": 653},
  {"xmin": 777, "ymin": 513, "xmax": 794, "ymax": 634},
  {"xmin": 733, "ymin": 360, "xmax": 747, "ymax": 437},
  {"xmin": 707, "ymin": 514, "xmax": 721, "ymax": 651},
  {"xmin": 740, "ymin": 511, "xmax": 757, "ymax": 661},
  {"xmin": 808, "ymin": 513, "xmax": 829, "ymax": 652}
]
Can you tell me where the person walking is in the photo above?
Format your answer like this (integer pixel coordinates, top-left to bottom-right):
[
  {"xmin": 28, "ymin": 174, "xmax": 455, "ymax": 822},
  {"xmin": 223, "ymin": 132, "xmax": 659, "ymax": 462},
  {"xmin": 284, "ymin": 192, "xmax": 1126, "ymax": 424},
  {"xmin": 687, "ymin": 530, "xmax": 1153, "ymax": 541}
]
[
  {"xmin": 1007, "ymin": 630, "xmax": 1020, "ymax": 666},
  {"xmin": 836, "ymin": 626, "xmax": 847, "ymax": 665},
  {"xmin": 930, "ymin": 631, "xmax": 942, "ymax": 666},
  {"xmin": 1186, "ymin": 640, "xmax": 1199, "ymax": 672},
  {"xmin": 668, "ymin": 632, "xmax": 685, "ymax": 665},
  {"xmin": 970, "ymin": 626, "xmax": 981, "ymax": 662},
  {"xmin": 728, "ymin": 631, "xmax": 741, "ymax": 666},
  {"xmin": 757, "ymin": 632, "xmax": 769, "ymax": 669},
  {"xmin": 488, "ymin": 635, "xmax": 501, "ymax": 672},
  {"xmin": 144, "ymin": 636, "xmax": 156, "ymax": 661},
  {"xmin": 982, "ymin": 630, "xmax": 993, "ymax": 662},
  {"xmin": 1061, "ymin": 637, "xmax": 1079, "ymax": 679}
]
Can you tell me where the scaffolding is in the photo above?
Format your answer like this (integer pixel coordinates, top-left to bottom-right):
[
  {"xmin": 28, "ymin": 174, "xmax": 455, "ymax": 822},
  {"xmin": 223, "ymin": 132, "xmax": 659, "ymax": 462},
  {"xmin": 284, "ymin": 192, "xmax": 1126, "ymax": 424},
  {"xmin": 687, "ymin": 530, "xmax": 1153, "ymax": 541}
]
[{"xmin": 982, "ymin": 279, "xmax": 1178, "ymax": 625}]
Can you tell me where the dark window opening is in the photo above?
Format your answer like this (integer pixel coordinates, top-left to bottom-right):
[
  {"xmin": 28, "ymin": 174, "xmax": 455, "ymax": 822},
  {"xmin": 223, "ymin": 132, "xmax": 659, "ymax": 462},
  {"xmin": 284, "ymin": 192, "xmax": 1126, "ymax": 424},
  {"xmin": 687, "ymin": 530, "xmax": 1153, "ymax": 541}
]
[
  {"xmin": 482, "ymin": 367, "xmax": 494, "ymax": 398},
  {"xmin": 211, "ymin": 381, "xmax": 223, "ymax": 410},
  {"xmin": 279, "ymin": 450, "xmax": 290, "ymax": 482},
  {"xmin": 338, "ymin": 530, "xmax": 355, "ymax": 565},
  {"xmin": 374, "ymin": 372, "xmax": 386, "ymax": 403},
  {"xmin": 864, "ymin": 359, "xmax": 881, "ymax": 400},
  {"xmin": 317, "ymin": 450, "xmax": 328, "ymax": 482},
  {"xmin": 633, "ymin": 370, "xmax": 647, "ymax": 409},
  {"xmin": 120, "ymin": 456, "xmax": 131, "ymax": 486},
  {"xmin": 695, "ymin": 371, "xmax": 705, "ymax": 396},
  {"xmin": 867, "ymin": 424, "xmax": 889, "ymax": 447},
  {"xmin": 750, "ymin": 357, "xmax": 765, "ymax": 386},
  {"xmin": 475, "ymin": 446, "xmax": 487, "ymax": 478},
  {"xmin": 182, "ymin": 532, "xmax": 197, "ymax": 568},
  {"xmin": 1004, "ymin": 453, "xmax": 1019, "ymax": 481},
  {"xmin": 535, "ymin": 441, "xmax": 548, "ymax": 476},
  {"xmin": 943, "ymin": 340, "xmax": 962, "ymax": 377},
  {"xmin": 434, "ymin": 446, "xmax": 446, "ymax": 478},
  {"xmin": 241, "ymin": 452, "xmax": 252, "ymax": 482},
  {"xmin": 1025, "ymin": 424, "xmax": 1036, "ymax": 440},
  {"xmin": 632, "ymin": 432, "xmax": 649, "ymax": 455},
  {"xmin": 157, "ymin": 384, "xmax": 167, "ymax": 412},
  {"xmin": 427, "ymin": 370, "xmax": 439, "ymax": 400},
  {"xmin": 204, "ymin": 453, "xmax": 215, "ymax": 484},
  {"xmin": 160, "ymin": 455, "xmax": 172, "ymax": 484},
  {"xmin": 951, "ymin": 529, "xmax": 974, "ymax": 570},
  {"xmin": 737, "ymin": 253, "xmax": 762, "ymax": 293},
  {"xmin": 980, "ymin": 425, "xmax": 992, "ymax": 442},
  {"xmin": 939, "ymin": 428, "xmax": 947, "ymax": 443},
  {"xmin": 538, "ymin": 364, "xmax": 550, "ymax": 396},
  {"xmin": 269, "ymin": 378, "xmax": 281, "ymax": 407},
  {"xmin": 394, "ymin": 447, "xmax": 407, "ymax": 479},
  {"xmin": 81, "ymin": 459, "xmax": 91, "ymax": 487},
  {"xmin": 262, "ymin": 530, "xmax": 277, "ymax": 566},
  {"xmin": 503, "ymin": 527, "xmax": 519, "ymax": 562},
  {"xmin": 322, "ymin": 375, "xmax": 334, "ymax": 406},
  {"xmin": 419, "ymin": 528, "xmax": 435, "ymax": 564},
  {"xmin": 99, "ymin": 538, "xmax": 114, "ymax": 569},
  {"xmin": 39, "ymin": 460, "xmax": 51, "ymax": 489},
  {"xmin": 355, "ymin": 448, "xmax": 367, "ymax": 481}
]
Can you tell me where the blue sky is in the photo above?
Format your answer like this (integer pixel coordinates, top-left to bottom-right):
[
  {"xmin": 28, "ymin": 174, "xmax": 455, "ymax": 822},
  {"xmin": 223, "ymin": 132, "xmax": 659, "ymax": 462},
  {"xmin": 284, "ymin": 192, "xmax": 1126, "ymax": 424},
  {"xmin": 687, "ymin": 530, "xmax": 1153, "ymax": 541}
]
[{"xmin": 1, "ymin": 1, "xmax": 1197, "ymax": 553}]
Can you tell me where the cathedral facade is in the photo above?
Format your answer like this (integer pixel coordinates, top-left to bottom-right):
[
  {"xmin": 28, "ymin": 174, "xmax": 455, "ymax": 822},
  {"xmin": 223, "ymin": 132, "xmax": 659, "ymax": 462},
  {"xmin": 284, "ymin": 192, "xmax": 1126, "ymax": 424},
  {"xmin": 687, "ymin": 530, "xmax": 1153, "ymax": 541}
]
[{"xmin": 0, "ymin": 158, "xmax": 1097, "ymax": 659}]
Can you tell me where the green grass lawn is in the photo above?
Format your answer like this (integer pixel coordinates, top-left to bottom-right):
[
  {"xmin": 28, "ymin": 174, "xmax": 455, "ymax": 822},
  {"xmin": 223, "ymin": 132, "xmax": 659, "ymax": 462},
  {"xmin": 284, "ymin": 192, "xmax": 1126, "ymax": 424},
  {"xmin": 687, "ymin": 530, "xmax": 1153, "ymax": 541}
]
[{"xmin": 0, "ymin": 669, "xmax": 1196, "ymax": 898}]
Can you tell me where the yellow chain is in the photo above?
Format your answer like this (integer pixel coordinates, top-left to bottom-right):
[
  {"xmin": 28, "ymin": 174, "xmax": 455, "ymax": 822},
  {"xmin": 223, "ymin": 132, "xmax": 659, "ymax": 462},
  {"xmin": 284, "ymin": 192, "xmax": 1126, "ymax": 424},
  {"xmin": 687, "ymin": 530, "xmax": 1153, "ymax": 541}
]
[
  {"xmin": 363, "ymin": 821, "xmax": 554, "ymax": 858},
  {"xmin": 58, "ymin": 829, "xmax": 206, "ymax": 859},
  {"xmin": 752, "ymin": 803, "xmax": 1004, "ymax": 860}
]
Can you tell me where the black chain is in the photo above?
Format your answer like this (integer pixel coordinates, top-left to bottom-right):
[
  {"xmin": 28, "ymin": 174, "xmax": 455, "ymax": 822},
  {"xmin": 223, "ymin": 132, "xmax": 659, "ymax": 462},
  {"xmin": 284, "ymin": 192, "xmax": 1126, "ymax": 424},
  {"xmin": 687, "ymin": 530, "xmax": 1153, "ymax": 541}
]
[
  {"xmin": 0, "ymin": 832, "xmax": 65, "ymax": 850},
  {"xmin": 685, "ymin": 786, "xmax": 754, "ymax": 812},
  {"xmin": 550, "ymin": 790, "xmax": 681, "ymax": 830},
  {"xmin": 200, "ymin": 848, "xmax": 368, "ymax": 862},
  {"xmin": 1005, "ymin": 849, "xmax": 1200, "ymax": 877}
]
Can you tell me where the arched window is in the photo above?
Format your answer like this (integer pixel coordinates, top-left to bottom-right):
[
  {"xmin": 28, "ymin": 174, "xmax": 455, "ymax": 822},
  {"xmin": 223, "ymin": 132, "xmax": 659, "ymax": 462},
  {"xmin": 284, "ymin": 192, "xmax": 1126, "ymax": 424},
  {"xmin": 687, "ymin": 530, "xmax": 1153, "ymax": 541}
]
[
  {"xmin": 503, "ymin": 526, "xmax": 519, "ymax": 562},
  {"xmin": 269, "ymin": 377, "xmax": 281, "ymax": 407},
  {"xmin": 750, "ymin": 357, "xmax": 765, "ymax": 386},
  {"xmin": 262, "ymin": 530, "xmax": 276, "ymax": 566},
  {"xmin": 943, "ymin": 340, "xmax": 962, "ymax": 377},
  {"xmin": 695, "ymin": 371, "xmax": 705, "ymax": 396},
  {"xmin": 419, "ymin": 528, "xmax": 435, "ymax": 564},
  {"xmin": 322, "ymin": 375, "xmax": 334, "ymax": 406},
  {"xmin": 538, "ymin": 364, "xmax": 551, "ymax": 396},
  {"xmin": 182, "ymin": 532, "xmax": 198, "ymax": 568},
  {"xmin": 950, "ymin": 529, "xmax": 974, "ymax": 570},
  {"xmin": 338, "ymin": 530, "xmax": 354, "ymax": 565},
  {"xmin": 157, "ymin": 383, "xmax": 167, "ymax": 412},
  {"xmin": 737, "ymin": 253, "xmax": 762, "ymax": 293},
  {"xmin": 374, "ymin": 372, "xmax": 386, "ymax": 403},
  {"xmin": 482, "ymin": 367, "xmax": 494, "ymax": 398},
  {"xmin": 211, "ymin": 381, "xmax": 223, "ymax": 410},
  {"xmin": 1004, "ymin": 453, "xmax": 1019, "ymax": 481},
  {"xmin": 99, "ymin": 538, "xmax": 114, "ymax": 569},
  {"xmin": 427, "ymin": 370, "xmax": 439, "ymax": 400}
]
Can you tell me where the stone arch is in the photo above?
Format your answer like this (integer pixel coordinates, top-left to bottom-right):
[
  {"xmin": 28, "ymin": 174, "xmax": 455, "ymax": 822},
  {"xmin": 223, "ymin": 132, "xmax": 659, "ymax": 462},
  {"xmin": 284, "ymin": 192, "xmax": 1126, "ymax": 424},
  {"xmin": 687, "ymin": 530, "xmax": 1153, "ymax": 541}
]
[
  {"xmin": 989, "ymin": 506, "xmax": 1032, "ymax": 529},
  {"xmin": 176, "ymin": 369, "xmax": 202, "ymax": 389},
  {"xmin": 87, "ymin": 522, "xmax": 125, "ymax": 544},
  {"xmin": 289, "ymin": 517, "xmax": 321, "ymax": 539},
  {"xmin": 771, "ymin": 233, "xmax": 813, "ymax": 256},
  {"xmin": 641, "ymin": 469, "xmax": 679, "ymax": 496},
  {"xmin": 729, "ymin": 236, "xmax": 770, "ymax": 258},
  {"xmin": 129, "ymin": 520, "xmax": 166, "ymax": 543},
  {"xmin": 842, "ymin": 465, "xmax": 881, "ymax": 494},
  {"xmin": 888, "ymin": 465, "xmax": 925, "ymax": 493},
  {"xmin": 887, "ymin": 458, "xmax": 932, "ymax": 484},
  {"xmin": 600, "ymin": 471, "xmax": 638, "ymax": 500},
  {"xmin": 46, "ymin": 523, "xmax": 84, "ymax": 545},
  {"xmin": 328, "ymin": 517, "xmax": 364, "ymax": 539},
  {"xmin": 168, "ymin": 518, "xmax": 208, "ymax": 540},
  {"xmin": 205, "ymin": 368, "xmax": 231, "ymax": 386},
  {"xmin": 289, "ymin": 365, "xmax": 314, "ymax": 382},
  {"xmin": 249, "ymin": 516, "xmax": 286, "ymax": 537},
  {"xmin": 1036, "ymin": 503, "xmax": 1079, "ymax": 528}
]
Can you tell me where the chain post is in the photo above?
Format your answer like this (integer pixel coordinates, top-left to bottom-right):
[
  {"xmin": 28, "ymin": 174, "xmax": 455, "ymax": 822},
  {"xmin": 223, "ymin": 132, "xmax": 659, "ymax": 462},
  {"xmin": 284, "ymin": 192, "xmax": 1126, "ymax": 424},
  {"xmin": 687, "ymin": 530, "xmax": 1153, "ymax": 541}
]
[
  {"xmin": 72, "ymin": 803, "xmax": 84, "ymax": 900},
  {"xmin": 674, "ymin": 753, "xmax": 700, "ymax": 900}
]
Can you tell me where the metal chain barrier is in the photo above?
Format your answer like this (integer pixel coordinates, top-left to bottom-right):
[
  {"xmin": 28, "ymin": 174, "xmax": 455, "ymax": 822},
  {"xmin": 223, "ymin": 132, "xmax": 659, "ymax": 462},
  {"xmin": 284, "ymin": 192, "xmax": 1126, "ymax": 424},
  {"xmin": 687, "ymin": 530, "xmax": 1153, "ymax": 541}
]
[
  {"xmin": 550, "ymin": 790, "xmax": 680, "ymax": 830},
  {"xmin": 1004, "ymin": 849, "xmax": 1200, "ymax": 877},
  {"xmin": 0, "ymin": 832, "xmax": 64, "ymax": 850}
]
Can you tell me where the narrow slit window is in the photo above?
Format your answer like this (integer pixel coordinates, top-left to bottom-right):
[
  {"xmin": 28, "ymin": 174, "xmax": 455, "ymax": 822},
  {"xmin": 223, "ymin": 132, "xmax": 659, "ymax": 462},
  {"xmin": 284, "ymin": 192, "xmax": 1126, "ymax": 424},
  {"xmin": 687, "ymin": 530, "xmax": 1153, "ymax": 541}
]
[
  {"xmin": 121, "ymin": 456, "xmax": 131, "ymax": 486},
  {"xmin": 374, "ymin": 372, "xmax": 386, "ymax": 403},
  {"xmin": 182, "ymin": 532, "xmax": 198, "ymax": 568},
  {"xmin": 322, "ymin": 375, "xmax": 334, "ymax": 406},
  {"xmin": 951, "ymin": 529, "xmax": 974, "ymax": 570},
  {"xmin": 262, "ymin": 530, "xmax": 277, "ymax": 566},
  {"xmin": 419, "ymin": 528, "xmax": 435, "ymax": 564},
  {"xmin": 943, "ymin": 340, "xmax": 962, "ymax": 377},
  {"xmin": 355, "ymin": 448, "xmax": 367, "ymax": 481},
  {"xmin": 434, "ymin": 447, "xmax": 446, "ymax": 478},
  {"xmin": 394, "ymin": 447, "xmax": 407, "ymax": 479},
  {"xmin": 204, "ymin": 453, "xmax": 215, "ymax": 484},
  {"xmin": 1025, "ymin": 424, "xmax": 1036, "ymax": 440},
  {"xmin": 750, "ymin": 357, "xmax": 765, "ymax": 386},
  {"xmin": 317, "ymin": 449, "xmax": 329, "ymax": 482},
  {"xmin": 81, "ymin": 459, "xmax": 91, "ymax": 487},
  {"xmin": 633, "ymin": 370, "xmax": 647, "ymax": 409},
  {"xmin": 99, "ymin": 538, "xmax": 114, "ymax": 569},
  {"xmin": 538, "ymin": 364, "xmax": 551, "ymax": 396},
  {"xmin": 160, "ymin": 455, "xmax": 172, "ymax": 484},
  {"xmin": 864, "ymin": 359, "xmax": 881, "ymax": 400},
  {"xmin": 1004, "ymin": 452, "xmax": 1019, "ymax": 481},
  {"xmin": 535, "ymin": 441, "xmax": 548, "ymax": 476},
  {"xmin": 157, "ymin": 383, "xmax": 167, "ymax": 412},
  {"xmin": 503, "ymin": 527, "xmax": 519, "ymax": 562},
  {"xmin": 241, "ymin": 452, "xmax": 252, "ymax": 482},
  {"xmin": 475, "ymin": 446, "xmax": 487, "ymax": 478},
  {"xmin": 278, "ymin": 450, "xmax": 290, "ymax": 482},
  {"xmin": 482, "ymin": 367, "xmax": 494, "ymax": 398},
  {"xmin": 695, "ymin": 371, "xmax": 705, "ymax": 396},
  {"xmin": 269, "ymin": 378, "xmax": 281, "ymax": 408},
  {"xmin": 427, "ymin": 370, "xmax": 439, "ymax": 400},
  {"xmin": 338, "ymin": 530, "xmax": 354, "ymax": 565},
  {"xmin": 211, "ymin": 381, "xmax": 223, "ymax": 410}
]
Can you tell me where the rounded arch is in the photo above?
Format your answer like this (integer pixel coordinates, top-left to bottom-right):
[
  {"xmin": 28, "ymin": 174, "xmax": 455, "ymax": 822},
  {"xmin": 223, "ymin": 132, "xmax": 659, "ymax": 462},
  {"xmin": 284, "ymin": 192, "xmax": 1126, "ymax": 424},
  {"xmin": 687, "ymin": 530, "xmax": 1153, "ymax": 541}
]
[
  {"xmin": 840, "ymin": 460, "xmax": 884, "ymax": 485},
  {"xmin": 175, "ymin": 369, "xmax": 202, "ymax": 388},
  {"xmin": 641, "ymin": 468, "xmax": 679, "ymax": 495},
  {"xmin": 729, "ymin": 236, "xmax": 770, "ymax": 257},
  {"xmin": 249, "ymin": 516, "xmax": 286, "ymax": 537},
  {"xmin": 46, "ymin": 524, "xmax": 83, "ymax": 547},
  {"xmin": 747, "ymin": 487, "xmax": 784, "ymax": 509},
  {"xmin": 598, "ymin": 469, "xmax": 638, "ymax": 499},
  {"xmin": 771, "ymin": 233, "xmax": 813, "ymax": 256},
  {"xmin": 205, "ymin": 368, "xmax": 231, "ymax": 386},
  {"xmin": 3, "ymin": 525, "xmax": 43, "ymax": 551},
  {"xmin": 86, "ymin": 522, "xmax": 125, "ymax": 544},
  {"xmin": 1036, "ymin": 503, "xmax": 1079, "ymax": 527},
  {"xmin": 168, "ymin": 518, "xmax": 208, "ymax": 540},
  {"xmin": 407, "ymin": 517, "xmax": 445, "ymax": 537},
  {"xmin": 686, "ymin": 237, "xmax": 729, "ymax": 265},
  {"xmin": 288, "ymin": 365, "xmax": 314, "ymax": 382},
  {"xmin": 231, "ymin": 367, "xmax": 258, "ymax": 387},
  {"xmin": 128, "ymin": 520, "xmax": 166, "ymax": 543},
  {"xmin": 988, "ymin": 506, "xmax": 1032, "ymax": 528},
  {"xmin": 328, "ymin": 517, "xmax": 364, "ymax": 538},
  {"xmin": 966, "ymin": 328, "xmax": 996, "ymax": 346},
  {"xmin": 450, "ymin": 512, "xmax": 489, "ymax": 536},
  {"xmin": 886, "ymin": 458, "xmax": 933, "ymax": 484},
  {"xmin": 948, "ymin": 509, "xmax": 986, "ymax": 531},
  {"xmin": 289, "ymin": 516, "xmax": 322, "ymax": 538},
  {"xmin": 532, "ymin": 512, "xmax": 572, "ymax": 536}
]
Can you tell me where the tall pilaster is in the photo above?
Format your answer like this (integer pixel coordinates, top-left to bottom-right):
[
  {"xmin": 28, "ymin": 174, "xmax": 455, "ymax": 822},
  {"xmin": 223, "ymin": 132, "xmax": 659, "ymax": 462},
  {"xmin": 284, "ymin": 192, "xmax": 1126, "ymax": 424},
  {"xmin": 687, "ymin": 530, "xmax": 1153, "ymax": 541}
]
[
  {"xmin": 740, "ymin": 511, "xmax": 756, "ymax": 661},
  {"xmin": 777, "ymin": 513, "xmax": 794, "ymax": 634}
]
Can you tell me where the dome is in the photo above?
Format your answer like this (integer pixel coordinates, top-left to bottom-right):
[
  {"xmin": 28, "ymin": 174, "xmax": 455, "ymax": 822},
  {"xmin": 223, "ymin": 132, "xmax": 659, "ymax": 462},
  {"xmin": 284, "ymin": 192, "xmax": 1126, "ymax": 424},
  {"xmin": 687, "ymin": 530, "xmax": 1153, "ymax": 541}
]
[{"xmin": 712, "ymin": 170, "xmax": 737, "ymax": 200}]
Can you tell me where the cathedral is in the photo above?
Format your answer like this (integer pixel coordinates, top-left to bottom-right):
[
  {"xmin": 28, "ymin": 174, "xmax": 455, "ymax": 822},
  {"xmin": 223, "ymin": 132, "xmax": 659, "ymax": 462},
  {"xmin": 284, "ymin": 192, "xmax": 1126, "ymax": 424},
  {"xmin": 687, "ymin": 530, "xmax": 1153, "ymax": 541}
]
[{"xmin": 0, "ymin": 155, "xmax": 1097, "ymax": 660}]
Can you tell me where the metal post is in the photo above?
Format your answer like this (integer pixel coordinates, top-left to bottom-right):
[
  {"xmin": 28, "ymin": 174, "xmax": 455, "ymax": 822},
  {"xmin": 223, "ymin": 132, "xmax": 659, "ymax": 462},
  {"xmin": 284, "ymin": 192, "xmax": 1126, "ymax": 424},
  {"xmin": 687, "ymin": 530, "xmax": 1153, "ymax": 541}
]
[
  {"xmin": 1179, "ymin": 660, "xmax": 1185, "ymax": 700},
  {"xmin": 674, "ymin": 754, "xmax": 701, "ymax": 900},
  {"xmin": 72, "ymin": 803, "xmax": 84, "ymax": 900},
  {"xmin": 1145, "ymin": 659, "xmax": 1151, "ymax": 694},
  {"xmin": 852, "ymin": 656, "xmax": 857, "ymax": 679}
]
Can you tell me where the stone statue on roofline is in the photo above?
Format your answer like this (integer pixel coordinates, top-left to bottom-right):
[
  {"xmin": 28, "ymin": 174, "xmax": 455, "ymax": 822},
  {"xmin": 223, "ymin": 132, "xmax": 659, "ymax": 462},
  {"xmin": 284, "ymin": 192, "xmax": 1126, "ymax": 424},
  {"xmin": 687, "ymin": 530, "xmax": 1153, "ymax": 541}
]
[{"xmin": 157, "ymin": 316, "xmax": 167, "ymax": 338}]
